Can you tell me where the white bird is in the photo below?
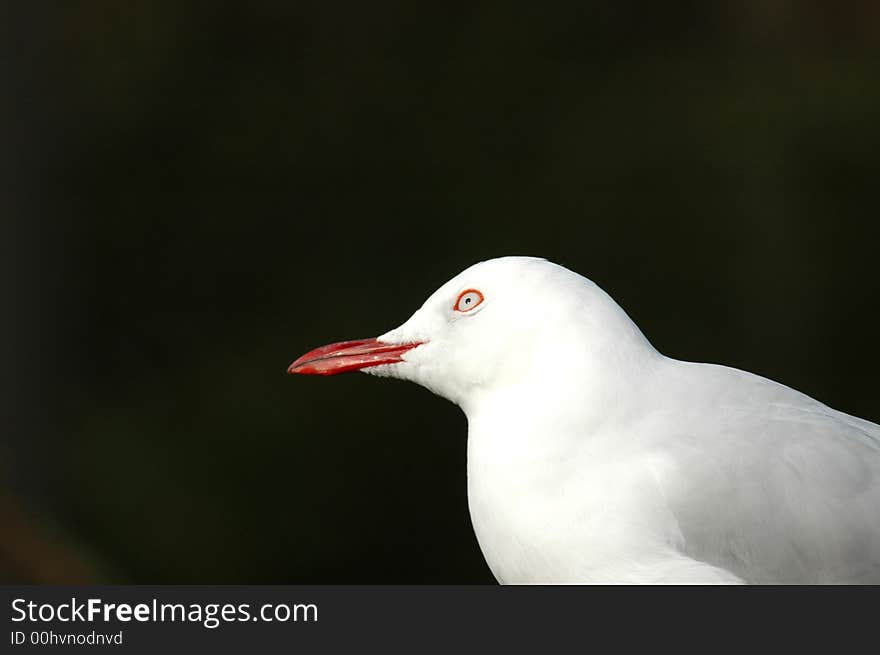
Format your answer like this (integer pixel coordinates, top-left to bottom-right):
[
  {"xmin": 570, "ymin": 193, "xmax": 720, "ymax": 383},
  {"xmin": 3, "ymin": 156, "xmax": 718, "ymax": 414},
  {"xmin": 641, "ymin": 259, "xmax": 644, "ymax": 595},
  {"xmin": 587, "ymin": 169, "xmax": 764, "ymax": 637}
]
[{"xmin": 289, "ymin": 256, "xmax": 880, "ymax": 583}]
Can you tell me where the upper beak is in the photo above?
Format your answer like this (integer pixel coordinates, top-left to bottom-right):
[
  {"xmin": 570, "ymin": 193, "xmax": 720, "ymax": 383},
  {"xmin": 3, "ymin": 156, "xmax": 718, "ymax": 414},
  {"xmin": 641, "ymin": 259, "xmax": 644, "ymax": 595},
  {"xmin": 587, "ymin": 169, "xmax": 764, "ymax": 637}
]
[{"xmin": 287, "ymin": 337, "xmax": 422, "ymax": 376}]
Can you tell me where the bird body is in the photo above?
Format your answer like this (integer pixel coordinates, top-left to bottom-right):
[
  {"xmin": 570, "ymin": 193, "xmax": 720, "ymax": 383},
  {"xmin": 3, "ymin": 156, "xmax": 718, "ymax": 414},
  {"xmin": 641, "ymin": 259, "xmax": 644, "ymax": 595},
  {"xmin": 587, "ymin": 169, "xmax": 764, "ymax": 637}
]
[
  {"xmin": 290, "ymin": 257, "xmax": 880, "ymax": 583},
  {"xmin": 467, "ymin": 357, "xmax": 880, "ymax": 583}
]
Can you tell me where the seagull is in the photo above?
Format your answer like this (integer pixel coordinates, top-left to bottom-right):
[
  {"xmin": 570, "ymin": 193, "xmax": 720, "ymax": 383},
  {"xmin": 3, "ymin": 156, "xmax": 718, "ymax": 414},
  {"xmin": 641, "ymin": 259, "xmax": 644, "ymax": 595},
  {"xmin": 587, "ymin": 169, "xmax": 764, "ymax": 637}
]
[{"xmin": 288, "ymin": 256, "xmax": 880, "ymax": 583}]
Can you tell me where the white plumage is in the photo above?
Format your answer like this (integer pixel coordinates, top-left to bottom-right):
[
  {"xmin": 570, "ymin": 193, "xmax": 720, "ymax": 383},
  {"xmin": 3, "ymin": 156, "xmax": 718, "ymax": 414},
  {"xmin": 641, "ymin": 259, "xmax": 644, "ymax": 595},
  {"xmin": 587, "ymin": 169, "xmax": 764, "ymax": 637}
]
[{"xmin": 292, "ymin": 256, "xmax": 880, "ymax": 583}]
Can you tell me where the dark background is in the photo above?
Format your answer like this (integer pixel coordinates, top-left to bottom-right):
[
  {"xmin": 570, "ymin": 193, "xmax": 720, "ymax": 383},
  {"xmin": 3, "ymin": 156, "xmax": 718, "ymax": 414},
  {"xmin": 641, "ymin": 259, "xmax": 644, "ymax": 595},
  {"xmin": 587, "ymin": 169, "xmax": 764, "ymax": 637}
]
[{"xmin": 3, "ymin": 2, "xmax": 878, "ymax": 583}]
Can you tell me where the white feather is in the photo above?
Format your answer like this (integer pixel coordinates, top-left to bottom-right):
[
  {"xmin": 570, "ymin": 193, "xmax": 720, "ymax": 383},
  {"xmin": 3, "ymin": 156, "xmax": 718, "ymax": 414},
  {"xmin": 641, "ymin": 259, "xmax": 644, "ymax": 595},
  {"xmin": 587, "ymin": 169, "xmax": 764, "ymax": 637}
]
[{"xmin": 369, "ymin": 257, "xmax": 880, "ymax": 583}]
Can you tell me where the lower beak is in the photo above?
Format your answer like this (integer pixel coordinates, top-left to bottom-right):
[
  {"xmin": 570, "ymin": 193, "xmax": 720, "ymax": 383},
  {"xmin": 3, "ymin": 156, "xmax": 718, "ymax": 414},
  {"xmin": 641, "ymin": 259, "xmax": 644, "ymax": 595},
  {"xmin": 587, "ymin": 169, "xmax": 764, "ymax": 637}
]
[{"xmin": 287, "ymin": 338, "xmax": 422, "ymax": 376}]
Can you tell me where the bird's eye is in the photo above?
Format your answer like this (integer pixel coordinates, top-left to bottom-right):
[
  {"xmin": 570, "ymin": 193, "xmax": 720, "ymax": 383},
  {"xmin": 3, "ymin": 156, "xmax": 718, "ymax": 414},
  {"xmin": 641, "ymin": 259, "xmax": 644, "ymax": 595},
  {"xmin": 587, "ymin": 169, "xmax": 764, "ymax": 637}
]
[{"xmin": 454, "ymin": 289, "xmax": 484, "ymax": 313}]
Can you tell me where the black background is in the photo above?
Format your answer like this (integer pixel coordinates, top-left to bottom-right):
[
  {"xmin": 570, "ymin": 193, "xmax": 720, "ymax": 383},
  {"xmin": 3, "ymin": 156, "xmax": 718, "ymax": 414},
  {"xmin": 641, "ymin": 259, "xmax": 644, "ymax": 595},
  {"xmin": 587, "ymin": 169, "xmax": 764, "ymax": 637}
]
[{"xmin": 3, "ymin": 2, "xmax": 879, "ymax": 583}]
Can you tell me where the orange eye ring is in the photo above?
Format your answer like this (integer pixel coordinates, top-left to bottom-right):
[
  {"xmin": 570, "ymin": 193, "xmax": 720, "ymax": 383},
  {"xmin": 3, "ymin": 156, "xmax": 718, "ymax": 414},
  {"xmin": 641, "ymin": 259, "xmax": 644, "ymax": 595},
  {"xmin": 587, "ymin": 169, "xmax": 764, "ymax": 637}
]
[{"xmin": 454, "ymin": 289, "xmax": 484, "ymax": 313}]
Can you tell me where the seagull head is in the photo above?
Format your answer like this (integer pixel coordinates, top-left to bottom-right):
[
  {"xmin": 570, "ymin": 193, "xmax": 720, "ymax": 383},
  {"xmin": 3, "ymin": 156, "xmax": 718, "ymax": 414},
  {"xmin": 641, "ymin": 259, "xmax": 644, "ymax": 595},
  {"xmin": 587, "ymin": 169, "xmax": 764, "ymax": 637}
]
[{"xmin": 288, "ymin": 256, "xmax": 657, "ymax": 412}]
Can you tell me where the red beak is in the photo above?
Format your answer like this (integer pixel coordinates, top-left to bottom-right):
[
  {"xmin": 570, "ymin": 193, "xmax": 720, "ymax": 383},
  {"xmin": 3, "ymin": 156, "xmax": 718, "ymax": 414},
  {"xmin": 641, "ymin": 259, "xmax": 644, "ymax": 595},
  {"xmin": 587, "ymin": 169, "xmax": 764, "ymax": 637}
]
[{"xmin": 287, "ymin": 338, "xmax": 422, "ymax": 376}]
